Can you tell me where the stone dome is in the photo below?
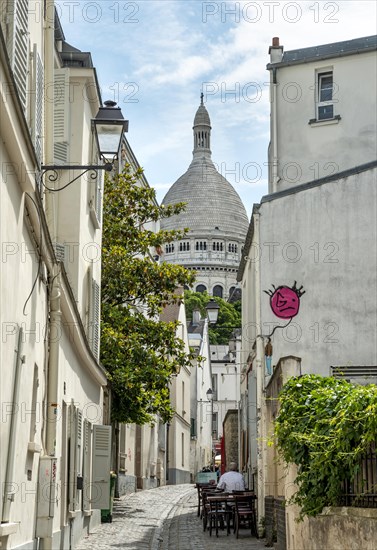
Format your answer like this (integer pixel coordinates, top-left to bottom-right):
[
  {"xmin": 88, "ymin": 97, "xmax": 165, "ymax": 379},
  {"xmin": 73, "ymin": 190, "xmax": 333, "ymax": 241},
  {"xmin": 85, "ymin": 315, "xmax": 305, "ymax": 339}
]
[
  {"xmin": 161, "ymin": 155, "xmax": 249, "ymax": 238},
  {"xmin": 161, "ymin": 95, "xmax": 248, "ymax": 238},
  {"xmin": 193, "ymin": 103, "xmax": 211, "ymax": 127},
  {"xmin": 160, "ymin": 97, "xmax": 249, "ymax": 300}
]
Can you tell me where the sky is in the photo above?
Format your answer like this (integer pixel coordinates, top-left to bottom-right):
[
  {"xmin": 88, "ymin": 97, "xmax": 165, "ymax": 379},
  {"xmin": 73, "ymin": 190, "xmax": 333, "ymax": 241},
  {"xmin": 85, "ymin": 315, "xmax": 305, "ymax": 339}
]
[{"xmin": 56, "ymin": 0, "xmax": 377, "ymax": 216}]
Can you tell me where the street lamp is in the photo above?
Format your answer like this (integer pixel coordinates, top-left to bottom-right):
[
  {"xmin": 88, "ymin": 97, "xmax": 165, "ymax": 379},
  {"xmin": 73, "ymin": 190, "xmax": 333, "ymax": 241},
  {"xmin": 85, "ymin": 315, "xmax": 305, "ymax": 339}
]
[
  {"xmin": 40, "ymin": 100, "xmax": 128, "ymax": 191},
  {"xmin": 205, "ymin": 300, "xmax": 220, "ymax": 324},
  {"xmin": 206, "ymin": 388, "xmax": 213, "ymax": 401}
]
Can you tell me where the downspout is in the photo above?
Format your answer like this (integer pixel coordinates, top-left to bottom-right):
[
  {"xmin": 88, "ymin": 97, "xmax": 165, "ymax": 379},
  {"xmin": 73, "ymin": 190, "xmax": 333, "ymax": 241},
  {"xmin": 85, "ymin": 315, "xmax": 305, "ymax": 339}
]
[
  {"xmin": 2, "ymin": 327, "xmax": 25, "ymax": 523},
  {"xmin": 42, "ymin": 265, "xmax": 61, "ymax": 550},
  {"xmin": 254, "ymin": 211, "xmax": 265, "ymax": 534}
]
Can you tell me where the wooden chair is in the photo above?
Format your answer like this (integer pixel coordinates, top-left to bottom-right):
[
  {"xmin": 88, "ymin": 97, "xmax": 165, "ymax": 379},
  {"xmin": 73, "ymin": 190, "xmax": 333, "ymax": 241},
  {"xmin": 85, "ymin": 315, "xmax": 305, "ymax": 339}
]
[
  {"xmin": 233, "ymin": 494, "xmax": 258, "ymax": 539},
  {"xmin": 201, "ymin": 487, "xmax": 221, "ymax": 531},
  {"xmin": 207, "ymin": 494, "xmax": 232, "ymax": 537},
  {"xmin": 195, "ymin": 482, "xmax": 212, "ymax": 518}
]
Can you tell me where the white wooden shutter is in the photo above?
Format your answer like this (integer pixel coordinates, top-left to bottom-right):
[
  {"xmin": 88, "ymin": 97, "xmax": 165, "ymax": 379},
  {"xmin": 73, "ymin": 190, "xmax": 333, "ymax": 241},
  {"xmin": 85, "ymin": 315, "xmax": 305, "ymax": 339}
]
[
  {"xmin": 5, "ymin": 0, "xmax": 29, "ymax": 112},
  {"xmin": 82, "ymin": 419, "xmax": 92, "ymax": 512},
  {"xmin": 53, "ymin": 69, "xmax": 69, "ymax": 164},
  {"xmin": 30, "ymin": 43, "xmax": 43, "ymax": 166},
  {"xmin": 91, "ymin": 425, "xmax": 111, "ymax": 509},
  {"xmin": 76, "ymin": 410, "xmax": 83, "ymax": 509},
  {"xmin": 68, "ymin": 404, "xmax": 77, "ymax": 511}
]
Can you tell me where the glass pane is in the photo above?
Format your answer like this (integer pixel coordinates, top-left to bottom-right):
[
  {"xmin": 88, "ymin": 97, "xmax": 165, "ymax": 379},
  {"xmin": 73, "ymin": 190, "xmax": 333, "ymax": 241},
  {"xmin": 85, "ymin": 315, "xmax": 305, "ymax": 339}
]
[
  {"xmin": 318, "ymin": 104, "xmax": 334, "ymax": 120},
  {"xmin": 320, "ymin": 75, "xmax": 333, "ymax": 102},
  {"xmin": 95, "ymin": 123, "xmax": 123, "ymax": 156}
]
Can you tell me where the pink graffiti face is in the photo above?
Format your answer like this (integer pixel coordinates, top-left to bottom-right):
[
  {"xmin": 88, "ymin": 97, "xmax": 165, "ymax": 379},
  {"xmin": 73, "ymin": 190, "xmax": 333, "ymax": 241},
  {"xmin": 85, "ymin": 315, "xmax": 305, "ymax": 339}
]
[
  {"xmin": 265, "ymin": 282, "xmax": 305, "ymax": 320},
  {"xmin": 270, "ymin": 287, "xmax": 300, "ymax": 319}
]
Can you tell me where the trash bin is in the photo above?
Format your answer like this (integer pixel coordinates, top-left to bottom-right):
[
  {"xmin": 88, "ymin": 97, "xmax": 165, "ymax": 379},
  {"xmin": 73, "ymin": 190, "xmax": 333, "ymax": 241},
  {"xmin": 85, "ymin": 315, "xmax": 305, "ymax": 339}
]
[{"xmin": 101, "ymin": 472, "xmax": 117, "ymax": 523}]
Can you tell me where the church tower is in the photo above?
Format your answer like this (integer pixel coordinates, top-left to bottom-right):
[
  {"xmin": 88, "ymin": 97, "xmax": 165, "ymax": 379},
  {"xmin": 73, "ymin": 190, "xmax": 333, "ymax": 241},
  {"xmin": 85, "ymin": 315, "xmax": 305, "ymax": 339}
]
[{"xmin": 160, "ymin": 97, "xmax": 249, "ymax": 300}]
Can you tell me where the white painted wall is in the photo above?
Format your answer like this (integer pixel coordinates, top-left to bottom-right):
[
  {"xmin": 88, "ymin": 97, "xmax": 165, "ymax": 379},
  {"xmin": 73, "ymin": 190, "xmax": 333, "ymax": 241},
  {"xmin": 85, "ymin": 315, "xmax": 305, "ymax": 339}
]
[{"xmin": 269, "ymin": 50, "xmax": 377, "ymax": 193}]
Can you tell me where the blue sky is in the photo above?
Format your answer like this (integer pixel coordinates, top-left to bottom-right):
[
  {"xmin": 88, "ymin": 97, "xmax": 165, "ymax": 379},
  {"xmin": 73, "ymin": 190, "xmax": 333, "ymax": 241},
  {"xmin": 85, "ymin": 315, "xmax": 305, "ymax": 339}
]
[{"xmin": 56, "ymin": 0, "xmax": 377, "ymax": 216}]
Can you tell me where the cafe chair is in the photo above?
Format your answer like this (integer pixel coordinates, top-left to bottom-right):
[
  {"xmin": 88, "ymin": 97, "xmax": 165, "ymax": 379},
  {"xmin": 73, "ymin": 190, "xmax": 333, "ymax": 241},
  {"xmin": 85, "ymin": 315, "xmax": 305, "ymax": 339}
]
[
  {"xmin": 233, "ymin": 494, "xmax": 258, "ymax": 539},
  {"xmin": 207, "ymin": 494, "xmax": 232, "ymax": 537}
]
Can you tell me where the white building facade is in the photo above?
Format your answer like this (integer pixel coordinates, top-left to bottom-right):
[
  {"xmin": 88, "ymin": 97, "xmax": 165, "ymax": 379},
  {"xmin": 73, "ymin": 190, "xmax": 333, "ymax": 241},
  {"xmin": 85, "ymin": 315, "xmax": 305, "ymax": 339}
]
[
  {"xmin": 238, "ymin": 35, "xmax": 377, "ymax": 536},
  {"xmin": 0, "ymin": 3, "xmax": 114, "ymax": 548}
]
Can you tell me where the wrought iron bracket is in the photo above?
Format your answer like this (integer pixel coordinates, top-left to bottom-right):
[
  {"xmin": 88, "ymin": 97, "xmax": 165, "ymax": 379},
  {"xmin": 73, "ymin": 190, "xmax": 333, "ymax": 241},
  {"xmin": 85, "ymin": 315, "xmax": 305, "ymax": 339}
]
[{"xmin": 39, "ymin": 163, "xmax": 113, "ymax": 192}]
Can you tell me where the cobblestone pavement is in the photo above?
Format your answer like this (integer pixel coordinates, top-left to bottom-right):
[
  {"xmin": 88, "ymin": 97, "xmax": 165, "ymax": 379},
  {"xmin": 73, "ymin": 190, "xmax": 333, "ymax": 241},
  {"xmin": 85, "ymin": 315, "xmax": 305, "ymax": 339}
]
[{"xmin": 76, "ymin": 484, "xmax": 267, "ymax": 550}]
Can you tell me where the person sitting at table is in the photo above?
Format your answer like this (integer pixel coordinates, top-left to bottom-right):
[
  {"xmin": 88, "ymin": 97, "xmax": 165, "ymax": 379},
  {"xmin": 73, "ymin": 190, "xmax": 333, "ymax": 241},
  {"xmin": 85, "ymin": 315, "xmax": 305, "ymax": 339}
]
[{"xmin": 217, "ymin": 462, "xmax": 245, "ymax": 492}]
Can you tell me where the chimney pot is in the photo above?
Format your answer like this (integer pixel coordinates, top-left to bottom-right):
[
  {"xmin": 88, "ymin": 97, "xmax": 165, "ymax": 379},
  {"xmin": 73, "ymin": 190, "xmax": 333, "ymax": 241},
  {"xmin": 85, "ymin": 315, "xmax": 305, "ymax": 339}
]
[{"xmin": 272, "ymin": 37, "xmax": 280, "ymax": 47}]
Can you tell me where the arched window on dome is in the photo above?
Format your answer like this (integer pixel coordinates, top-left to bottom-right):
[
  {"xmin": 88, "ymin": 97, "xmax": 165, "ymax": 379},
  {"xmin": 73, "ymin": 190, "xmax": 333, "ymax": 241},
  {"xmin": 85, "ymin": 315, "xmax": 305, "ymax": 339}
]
[
  {"xmin": 213, "ymin": 285, "xmax": 223, "ymax": 298},
  {"xmin": 196, "ymin": 284, "xmax": 207, "ymax": 293}
]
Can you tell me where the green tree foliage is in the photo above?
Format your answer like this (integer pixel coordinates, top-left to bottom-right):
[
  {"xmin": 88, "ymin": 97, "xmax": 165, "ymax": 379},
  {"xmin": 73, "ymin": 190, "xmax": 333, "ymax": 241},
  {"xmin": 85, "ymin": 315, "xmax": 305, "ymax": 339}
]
[
  {"xmin": 275, "ymin": 374, "xmax": 377, "ymax": 519},
  {"xmin": 101, "ymin": 166, "xmax": 196, "ymax": 424},
  {"xmin": 184, "ymin": 290, "xmax": 241, "ymax": 344}
]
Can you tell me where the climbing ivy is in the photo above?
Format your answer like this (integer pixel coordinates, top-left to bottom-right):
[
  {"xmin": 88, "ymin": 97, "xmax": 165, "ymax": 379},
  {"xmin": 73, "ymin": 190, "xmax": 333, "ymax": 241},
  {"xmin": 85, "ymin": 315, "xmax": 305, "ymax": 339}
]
[{"xmin": 274, "ymin": 374, "xmax": 377, "ymax": 519}]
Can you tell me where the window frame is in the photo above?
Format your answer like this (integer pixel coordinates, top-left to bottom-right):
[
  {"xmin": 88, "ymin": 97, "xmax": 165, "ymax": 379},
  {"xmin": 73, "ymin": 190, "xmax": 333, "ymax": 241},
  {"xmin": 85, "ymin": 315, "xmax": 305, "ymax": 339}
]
[{"xmin": 316, "ymin": 70, "xmax": 334, "ymax": 121}]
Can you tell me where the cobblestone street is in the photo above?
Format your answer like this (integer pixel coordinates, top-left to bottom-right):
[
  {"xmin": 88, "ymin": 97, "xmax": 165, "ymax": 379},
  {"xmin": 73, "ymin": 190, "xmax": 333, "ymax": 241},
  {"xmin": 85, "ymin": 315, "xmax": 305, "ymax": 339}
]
[{"xmin": 76, "ymin": 485, "xmax": 266, "ymax": 550}]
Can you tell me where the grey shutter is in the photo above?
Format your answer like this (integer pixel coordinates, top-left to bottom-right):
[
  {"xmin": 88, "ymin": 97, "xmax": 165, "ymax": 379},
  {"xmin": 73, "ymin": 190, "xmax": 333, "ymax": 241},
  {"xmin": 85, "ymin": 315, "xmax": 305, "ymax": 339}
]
[
  {"xmin": 82, "ymin": 419, "xmax": 92, "ymax": 512},
  {"xmin": 90, "ymin": 279, "xmax": 100, "ymax": 358},
  {"xmin": 53, "ymin": 69, "xmax": 69, "ymax": 164},
  {"xmin": 91, "ymin": 425, "xmax": 111, "ymax": 509}
]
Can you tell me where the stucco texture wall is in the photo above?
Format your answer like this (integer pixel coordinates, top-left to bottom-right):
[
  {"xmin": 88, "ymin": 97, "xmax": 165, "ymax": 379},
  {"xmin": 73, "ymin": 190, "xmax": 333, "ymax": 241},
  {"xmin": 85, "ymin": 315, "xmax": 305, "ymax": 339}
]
[
  {"xmin": 287, "ymin": 506, "xmax": 377, "ymax": 550},
  {"xmin": 258, "ymin": 167, "xmax": 377, "ymax": 378}
]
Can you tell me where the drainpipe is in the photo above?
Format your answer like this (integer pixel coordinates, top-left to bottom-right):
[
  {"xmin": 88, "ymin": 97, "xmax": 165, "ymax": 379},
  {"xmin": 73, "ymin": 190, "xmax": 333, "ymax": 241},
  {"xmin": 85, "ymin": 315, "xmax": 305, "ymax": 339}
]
[
  {"xmin": 41, "ymin": 266, "xmax": 61, "ymax": 550},
  {"xmin": 254, "ymin": 211, "xmax": 265, "ymax": 533},
  {"xmin": 2, "ymin": 327, "xmax": 25, "ymax": 523}
]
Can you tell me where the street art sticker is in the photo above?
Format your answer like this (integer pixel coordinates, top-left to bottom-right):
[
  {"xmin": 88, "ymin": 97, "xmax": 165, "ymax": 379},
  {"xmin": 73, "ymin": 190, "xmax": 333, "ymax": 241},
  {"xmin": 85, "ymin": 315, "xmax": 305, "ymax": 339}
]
[
  {"xmin": 264, "ymin": 281, "xmax": 305, "ymax": 319},
  {"xmin": 263, "ymin": 281, "xmax": 306, "ymax": 373}
]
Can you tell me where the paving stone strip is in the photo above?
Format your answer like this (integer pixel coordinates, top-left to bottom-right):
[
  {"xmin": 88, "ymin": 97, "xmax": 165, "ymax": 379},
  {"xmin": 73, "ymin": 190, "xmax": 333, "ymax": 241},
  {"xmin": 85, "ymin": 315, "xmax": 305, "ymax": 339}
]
[{"xmin": 76, "ymin": 484, "xmax": 266, "ymax": 550}]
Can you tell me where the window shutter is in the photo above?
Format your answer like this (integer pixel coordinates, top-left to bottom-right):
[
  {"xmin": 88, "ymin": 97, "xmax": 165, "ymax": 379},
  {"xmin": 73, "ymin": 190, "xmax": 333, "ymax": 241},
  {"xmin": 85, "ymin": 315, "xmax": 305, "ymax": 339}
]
[
  {"xmin": 68, "ymin": 404, "xmax": 77, "ymax": 511},
  {"xmin": 91, "ymin": 425, "xmax": 111, "ymax": 509},
  {"xmin": 82, "ymin": 419, "xmax": 92, "ymax": 512},
  {"xmin": 54, "ymin": 69, "xmax": 69, "ymax": 164},
  {"xmin": 6, "ymin": 0, "xmax": 29, "ymax": 111},
  {"xmin": 30, "ymin": 44, "xmax": 44, "ymax": 166},
  {"xmin": 90, "ymin": 279, "xmax": 100, "ymax": 358},
  {"xmin": 76, "ymin": 409, "xmax": 83, "ymax": 509}
]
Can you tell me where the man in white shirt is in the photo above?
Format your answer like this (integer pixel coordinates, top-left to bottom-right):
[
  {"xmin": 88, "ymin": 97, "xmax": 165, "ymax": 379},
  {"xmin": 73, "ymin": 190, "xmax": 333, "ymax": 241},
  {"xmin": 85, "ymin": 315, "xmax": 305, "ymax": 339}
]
[{"xmin": 217, "ymin": 462, "xmax": 245, "ymax": 492}]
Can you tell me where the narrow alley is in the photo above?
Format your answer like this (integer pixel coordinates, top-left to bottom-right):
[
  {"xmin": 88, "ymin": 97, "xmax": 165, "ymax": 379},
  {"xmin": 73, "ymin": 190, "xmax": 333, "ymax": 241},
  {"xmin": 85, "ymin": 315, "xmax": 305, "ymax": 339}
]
[{"xmin": 76, "ymin": 485, "xmax": 266, "ymax": 550}]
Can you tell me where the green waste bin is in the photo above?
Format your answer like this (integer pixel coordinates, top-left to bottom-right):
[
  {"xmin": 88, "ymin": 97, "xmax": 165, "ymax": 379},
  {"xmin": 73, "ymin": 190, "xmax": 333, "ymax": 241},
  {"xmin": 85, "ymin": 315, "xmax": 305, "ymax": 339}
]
[{"xmin": 101, "ymin": 473, "xmax": 117, "ymax": 523}]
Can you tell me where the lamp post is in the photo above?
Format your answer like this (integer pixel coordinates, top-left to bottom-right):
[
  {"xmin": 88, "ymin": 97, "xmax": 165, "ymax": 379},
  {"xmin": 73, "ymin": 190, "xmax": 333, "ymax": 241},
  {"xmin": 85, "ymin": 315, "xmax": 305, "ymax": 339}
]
[{"xmin": 40, "ymin": 100, "xmax": 128, "ymax": 191}]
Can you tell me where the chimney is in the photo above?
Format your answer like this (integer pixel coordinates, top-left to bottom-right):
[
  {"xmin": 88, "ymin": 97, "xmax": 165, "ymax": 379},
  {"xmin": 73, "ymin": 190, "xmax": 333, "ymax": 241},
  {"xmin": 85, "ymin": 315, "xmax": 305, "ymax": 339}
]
[
  {"xmin": 192, "ymin": 308, "xmax": 201, "ymax": 326},
  {"xmin": 269, "ymin": 36, "xmax": 284, "ymax": 64}
]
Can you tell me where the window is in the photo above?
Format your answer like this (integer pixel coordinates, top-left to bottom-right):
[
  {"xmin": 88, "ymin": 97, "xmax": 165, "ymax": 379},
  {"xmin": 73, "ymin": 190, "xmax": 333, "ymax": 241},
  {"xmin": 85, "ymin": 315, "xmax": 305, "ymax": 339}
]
[
  {"xmin": 213, "ymin": 285, "xmax": 223, "ymax": 298},
  {"xmin": 196, "ymin": 284, "xmax": 207, "ymax": 293},
  {"xmin": 212, "ymin": 374, "xmax": 218, "ymax": 401},
  {"xmin": 179, "ymin": 241, "xmax": 190, "ymax": 252},
  {"xmin": 196, "ymin": 241, "xmax": 207, "ymax": 251},
  {"xmin": 165, "ymin": 243, "xmax": 174, "ymax": 254},
  {"xmin": 190, "ymin": 418, "xmax": 196, "ymax": 437},
  {"xmin": 317, "ymin": 72, "xmax": 334, "ymax": 120},
  {"xmin": 212, "ymin": 412, "xmax": 218, "ymax": 440}
]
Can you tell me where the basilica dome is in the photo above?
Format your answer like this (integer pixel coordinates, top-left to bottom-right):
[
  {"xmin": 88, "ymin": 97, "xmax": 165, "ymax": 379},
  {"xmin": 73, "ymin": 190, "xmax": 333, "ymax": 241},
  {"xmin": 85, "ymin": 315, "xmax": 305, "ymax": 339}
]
[{"xmin": 160, "ymin": 96, "xmax": 249, "ymax": 300}]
